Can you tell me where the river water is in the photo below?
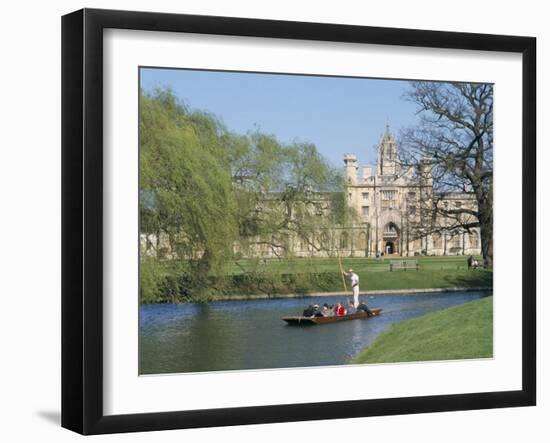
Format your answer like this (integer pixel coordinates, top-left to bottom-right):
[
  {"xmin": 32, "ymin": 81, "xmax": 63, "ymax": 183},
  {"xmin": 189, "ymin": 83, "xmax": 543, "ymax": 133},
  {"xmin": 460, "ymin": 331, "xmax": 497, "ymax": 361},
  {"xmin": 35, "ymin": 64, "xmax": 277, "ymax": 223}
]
[{"xmin": 139, "ymin": 291, "xmax": 490, "ymax": 374}]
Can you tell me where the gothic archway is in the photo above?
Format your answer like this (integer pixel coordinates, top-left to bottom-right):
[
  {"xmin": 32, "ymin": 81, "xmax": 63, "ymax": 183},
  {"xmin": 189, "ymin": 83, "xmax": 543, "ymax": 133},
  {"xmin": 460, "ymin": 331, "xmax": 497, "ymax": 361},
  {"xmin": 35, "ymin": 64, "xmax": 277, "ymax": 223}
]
[{"xmin": 382, "ymin": 222, "xmax": 400, "ymax": 255}]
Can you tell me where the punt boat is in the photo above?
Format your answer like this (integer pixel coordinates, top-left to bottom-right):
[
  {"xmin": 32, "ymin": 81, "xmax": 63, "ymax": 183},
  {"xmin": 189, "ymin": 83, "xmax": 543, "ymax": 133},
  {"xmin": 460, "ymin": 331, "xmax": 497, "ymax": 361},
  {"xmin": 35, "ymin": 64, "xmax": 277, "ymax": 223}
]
[{"xmin": 282, "ymin": 308, "xmax": 382, "ymax": 325}]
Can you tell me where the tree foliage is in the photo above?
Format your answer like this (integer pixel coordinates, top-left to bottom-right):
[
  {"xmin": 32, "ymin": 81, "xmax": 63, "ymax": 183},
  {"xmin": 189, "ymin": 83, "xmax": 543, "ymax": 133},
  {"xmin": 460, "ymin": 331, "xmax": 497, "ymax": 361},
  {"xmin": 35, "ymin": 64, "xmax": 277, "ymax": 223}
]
[
  {"xmin": 231, "ymin": 132, "xmax": 351, "ymax": 260},
  {"xmin": 139, "ymin": 88, "xmax": 351, "ymax": 302},
  {"xmin": 140, "ymin": 89, "xmax": 236, "ymax": 299}
]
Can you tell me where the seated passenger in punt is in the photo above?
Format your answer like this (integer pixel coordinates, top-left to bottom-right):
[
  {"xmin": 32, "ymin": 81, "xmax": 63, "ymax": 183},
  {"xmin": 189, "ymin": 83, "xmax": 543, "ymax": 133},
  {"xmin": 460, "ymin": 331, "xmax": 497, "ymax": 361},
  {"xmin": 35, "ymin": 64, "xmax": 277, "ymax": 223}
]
[
  {"xmin": 321, "ymin": 303, "xmax": 334, "ymax": 317},
  {"xmin": 347, "ymin": 300, "xmax": 356, "ymax": 314},
  {"xmin": 335, "ymin": 301, "xmax": 346, "ymax": 316},
  {"xmin": 302, "ymin": 304, "xmax": 324, "ymax": 317},
  {"xmin": 302, "ymin": 304, "xmax": 315, "ymax": 317},
  {"xmin": 356, "ymin": 301, "xmax": 373, "ymax": 316}
]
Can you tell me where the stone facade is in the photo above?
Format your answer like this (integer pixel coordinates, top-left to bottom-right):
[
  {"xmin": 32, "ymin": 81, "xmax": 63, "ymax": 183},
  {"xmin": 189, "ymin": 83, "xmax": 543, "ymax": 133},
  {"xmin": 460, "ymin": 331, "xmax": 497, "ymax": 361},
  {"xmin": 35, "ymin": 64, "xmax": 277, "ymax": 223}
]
[{"xmin": 341, "ymin": 125, "xmax": 481, "ymax": 257}]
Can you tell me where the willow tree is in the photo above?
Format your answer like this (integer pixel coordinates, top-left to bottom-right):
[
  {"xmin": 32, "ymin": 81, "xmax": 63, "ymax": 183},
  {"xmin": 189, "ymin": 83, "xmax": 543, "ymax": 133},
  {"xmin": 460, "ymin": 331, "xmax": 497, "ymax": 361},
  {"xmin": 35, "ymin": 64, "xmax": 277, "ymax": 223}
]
[
  {"xmin": 140, "ymin": 89, "xmax": 237, "ymax": 299},
  {"xmin": 402, "ymin": 81, "xmax": 493, "ymax": 266},
  {"xmin": 140, "ymin": 88, "xmax": 355, "ymax": 301},
  {"xmin": 230, "ymin": 131, "xmax": 352, "ymax": 261}
]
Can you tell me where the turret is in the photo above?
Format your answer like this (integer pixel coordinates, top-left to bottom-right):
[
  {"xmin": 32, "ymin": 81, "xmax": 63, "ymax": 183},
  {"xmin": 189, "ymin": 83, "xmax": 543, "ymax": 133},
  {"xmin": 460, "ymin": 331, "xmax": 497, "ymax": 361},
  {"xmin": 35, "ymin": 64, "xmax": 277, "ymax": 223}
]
[
  {"xmin": 378, "ymin": 123, "xmax": 400, "ymax": 176},
  {"xmin": 344, "ymin": 154, "xmax": 358, "ymax": 185}
]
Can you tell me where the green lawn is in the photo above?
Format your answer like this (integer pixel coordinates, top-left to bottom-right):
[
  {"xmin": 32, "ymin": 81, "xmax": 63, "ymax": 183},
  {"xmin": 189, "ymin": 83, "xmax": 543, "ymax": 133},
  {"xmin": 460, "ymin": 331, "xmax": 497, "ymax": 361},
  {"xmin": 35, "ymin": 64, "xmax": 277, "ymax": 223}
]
[
  {"xmin": 351, "ymin": 268, "xmax": 491, "ymax": 291},
  {"xmin": 229, "ymin": 255, "xmax": 492, "ymax": 292},
  {"xmin": 144, "ymin": 255, "xmax": 492, "ymax": 302},
  {"xmin": 352, "ymin": 296, "xmax": 493, "ymax": 364},
  {"xmin": 230, "ymin": 255, "xmax": 484, "ymax": 274}
]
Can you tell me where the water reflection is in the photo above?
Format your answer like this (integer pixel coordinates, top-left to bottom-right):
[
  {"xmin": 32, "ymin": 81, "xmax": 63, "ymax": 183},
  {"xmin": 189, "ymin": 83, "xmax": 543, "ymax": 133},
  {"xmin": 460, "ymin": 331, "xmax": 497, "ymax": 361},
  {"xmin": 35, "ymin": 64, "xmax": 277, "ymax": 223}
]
[{"xmin": 139, "ymin": 291, "xmax": 490, "ymax": 374}]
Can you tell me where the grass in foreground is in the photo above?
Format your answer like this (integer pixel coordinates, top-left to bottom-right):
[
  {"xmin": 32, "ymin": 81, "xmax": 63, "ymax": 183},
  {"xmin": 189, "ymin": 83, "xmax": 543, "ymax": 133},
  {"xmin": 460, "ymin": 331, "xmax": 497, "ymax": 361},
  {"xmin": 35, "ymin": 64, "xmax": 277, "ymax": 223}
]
[{"xmin": 352, "ymin": 296, "xmax": 493, "ymax": 364}]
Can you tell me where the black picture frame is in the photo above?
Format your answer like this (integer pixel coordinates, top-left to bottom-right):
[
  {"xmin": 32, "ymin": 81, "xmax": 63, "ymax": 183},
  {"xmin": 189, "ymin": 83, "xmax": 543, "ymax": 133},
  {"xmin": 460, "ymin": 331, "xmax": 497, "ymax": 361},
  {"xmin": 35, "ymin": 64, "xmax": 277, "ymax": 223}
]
[{"xmin": 61, "ymin": 8, "xmax": 536, "ymax": 435}]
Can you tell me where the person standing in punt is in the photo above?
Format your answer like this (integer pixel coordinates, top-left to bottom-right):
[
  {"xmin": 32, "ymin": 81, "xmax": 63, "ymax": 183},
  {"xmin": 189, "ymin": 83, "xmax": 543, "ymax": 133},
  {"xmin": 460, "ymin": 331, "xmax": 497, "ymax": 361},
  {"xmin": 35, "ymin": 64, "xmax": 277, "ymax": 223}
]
[{"xmin": 343, "ymin": 268, "xmax": 360, "ymax": 307}]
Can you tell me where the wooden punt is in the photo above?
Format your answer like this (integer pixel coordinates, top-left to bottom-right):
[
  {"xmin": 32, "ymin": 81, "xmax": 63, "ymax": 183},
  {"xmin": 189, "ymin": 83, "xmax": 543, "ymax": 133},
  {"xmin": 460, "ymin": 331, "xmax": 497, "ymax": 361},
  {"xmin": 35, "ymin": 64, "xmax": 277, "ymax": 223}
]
[{"xmin": 282, "ymin": 308, "xmax": 382, "ymax": 325}]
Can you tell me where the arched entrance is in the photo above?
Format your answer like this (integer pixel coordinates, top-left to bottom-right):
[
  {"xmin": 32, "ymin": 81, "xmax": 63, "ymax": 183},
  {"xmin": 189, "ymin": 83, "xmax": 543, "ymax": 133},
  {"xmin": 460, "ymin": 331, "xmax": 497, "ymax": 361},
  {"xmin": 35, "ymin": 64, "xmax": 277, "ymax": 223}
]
[{"xmin": 382, "ymin": 222, "xmax": 400, "ymax": 255}]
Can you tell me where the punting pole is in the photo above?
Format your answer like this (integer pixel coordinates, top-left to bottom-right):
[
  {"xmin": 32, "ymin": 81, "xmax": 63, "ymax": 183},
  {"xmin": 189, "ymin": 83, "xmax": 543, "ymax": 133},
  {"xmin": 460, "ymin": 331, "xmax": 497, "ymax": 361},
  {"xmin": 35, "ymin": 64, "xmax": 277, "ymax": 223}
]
[{"xmin": 338, "ymin": 250, "xmax": 348, "ymax": 294}]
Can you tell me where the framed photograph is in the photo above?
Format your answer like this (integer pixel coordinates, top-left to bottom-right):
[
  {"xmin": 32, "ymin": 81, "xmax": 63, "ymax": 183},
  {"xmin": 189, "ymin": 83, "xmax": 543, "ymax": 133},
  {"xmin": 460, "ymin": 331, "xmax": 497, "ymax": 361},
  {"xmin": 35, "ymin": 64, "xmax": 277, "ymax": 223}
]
[{"xmin": 62, "ymin": 8, "xmax": 536, "ymax": 435}]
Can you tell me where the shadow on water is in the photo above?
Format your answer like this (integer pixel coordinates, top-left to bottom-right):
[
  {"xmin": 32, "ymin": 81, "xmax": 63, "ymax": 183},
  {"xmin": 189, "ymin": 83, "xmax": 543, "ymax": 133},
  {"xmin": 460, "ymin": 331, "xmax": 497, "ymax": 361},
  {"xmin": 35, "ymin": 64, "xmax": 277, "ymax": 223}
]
[{"xmin": 139, "ymin": 291, "xmax": 491, "ymax": 375}]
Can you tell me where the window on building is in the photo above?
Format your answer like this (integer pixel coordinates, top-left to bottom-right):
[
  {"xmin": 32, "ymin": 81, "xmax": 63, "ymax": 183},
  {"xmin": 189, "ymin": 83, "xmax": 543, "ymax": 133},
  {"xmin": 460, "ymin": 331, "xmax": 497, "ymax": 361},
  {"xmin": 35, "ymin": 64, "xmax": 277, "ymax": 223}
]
[
  {"xmin": 362, "ymin": 192, "xmax": 369, "ymax": 201},
  {"xmin": 451, "ymin": 234, "xmax": 462, "ymax": 248},
  {"xmin": 359, "ymin": 232, "xmax": 367, "ymax": 250},
  {"xmin": 340, "ymin": 232, "xmax": 349, "ymax": 249},
  {"xmin": 361, "ymin": 206, "xmax": 369, "ymax": 216},
  {"xmin": 407, "ymin": 191, "xmax": 416, "ymax": 200},
  {"xmin": 449, "ymin": 232, "xmax": 462, "ymax": 253},
  {"xmin": 469, "ymin": 231, "xmax": 479, "ymax": 248},
  {"xmin": 433, "ymin": 233, "xmax": 442, "ymax": 249},
  {"xmin": 382, "ymin": 190, "xmax": 396, "ymax": 200},
  {"xmin": 454, "ymin": 201, "xmax": 462, "ymax": 209},
  {"xmin": 408, "ymin": 205, "xmax": 416, "ymax": 216}
]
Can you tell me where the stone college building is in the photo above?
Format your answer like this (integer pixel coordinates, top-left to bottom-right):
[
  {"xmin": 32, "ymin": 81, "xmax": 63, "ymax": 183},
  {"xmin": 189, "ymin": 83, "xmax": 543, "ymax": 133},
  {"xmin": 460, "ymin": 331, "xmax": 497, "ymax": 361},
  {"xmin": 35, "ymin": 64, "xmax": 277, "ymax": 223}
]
[{"xmin": 340, "ymin": 125, "xmax": 481, "ymax": 257}]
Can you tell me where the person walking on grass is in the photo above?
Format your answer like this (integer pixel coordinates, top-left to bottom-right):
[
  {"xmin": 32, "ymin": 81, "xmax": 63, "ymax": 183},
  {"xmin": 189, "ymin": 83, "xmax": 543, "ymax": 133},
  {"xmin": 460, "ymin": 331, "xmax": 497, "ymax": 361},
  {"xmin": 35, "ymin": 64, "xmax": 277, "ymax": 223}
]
[{"xmin": 343, "ymin": 268, "xmax": 360, "ymax": 307}]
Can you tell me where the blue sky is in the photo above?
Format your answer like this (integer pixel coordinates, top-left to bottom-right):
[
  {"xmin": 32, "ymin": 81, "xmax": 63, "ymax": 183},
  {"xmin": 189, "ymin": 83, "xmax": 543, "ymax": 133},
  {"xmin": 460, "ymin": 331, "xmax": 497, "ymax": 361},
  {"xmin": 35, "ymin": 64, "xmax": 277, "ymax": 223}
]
[{"xmin": 140, "ymin": 68, "xmax": 421, "ymax": 168}]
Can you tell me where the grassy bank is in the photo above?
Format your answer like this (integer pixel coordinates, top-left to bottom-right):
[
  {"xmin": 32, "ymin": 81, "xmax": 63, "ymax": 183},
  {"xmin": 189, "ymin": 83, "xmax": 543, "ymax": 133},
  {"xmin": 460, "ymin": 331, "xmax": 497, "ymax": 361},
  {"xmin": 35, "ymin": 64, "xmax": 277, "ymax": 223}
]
[
  {"xmin": 141, "ymin": 255, "xmax": 492, "ymax": 303},
  {"xmin": 229, "ymin": 255, "xmax": 482, "ymax": 274},
  {"xmin": 230, "ymin": 256, "xmax": 493, "ymax": 291},
  {"xmin": 339, "ymin": 268, "xmax": 491, "ymax": 292},
  {"xmin": 352, "ymin": 296, "xmax": 493, "ymax": 364}
]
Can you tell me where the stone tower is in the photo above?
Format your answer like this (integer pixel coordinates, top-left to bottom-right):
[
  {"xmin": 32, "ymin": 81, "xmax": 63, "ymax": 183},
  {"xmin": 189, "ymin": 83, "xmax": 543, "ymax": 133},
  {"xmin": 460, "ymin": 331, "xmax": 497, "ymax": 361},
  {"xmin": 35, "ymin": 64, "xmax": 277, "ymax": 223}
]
[
  {"xmin": 344, "ymin": 153, "xmax": 358, "ymax": 185},
  {"xmin": 378, "ymin": 123, "xmax": 400, "ymax": 176}
]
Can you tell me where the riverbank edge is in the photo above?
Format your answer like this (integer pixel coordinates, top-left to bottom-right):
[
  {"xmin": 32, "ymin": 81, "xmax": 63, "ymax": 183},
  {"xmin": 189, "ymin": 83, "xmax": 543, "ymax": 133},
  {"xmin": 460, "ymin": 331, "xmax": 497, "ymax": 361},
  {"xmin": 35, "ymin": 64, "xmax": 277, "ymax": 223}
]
[
  {"xmin": 199, "ymin": 286, "xmax": 493, "ymax": 302},
  {"xmin": 350, "ymin": 296, "xmax": 494, "ymax": 364}
]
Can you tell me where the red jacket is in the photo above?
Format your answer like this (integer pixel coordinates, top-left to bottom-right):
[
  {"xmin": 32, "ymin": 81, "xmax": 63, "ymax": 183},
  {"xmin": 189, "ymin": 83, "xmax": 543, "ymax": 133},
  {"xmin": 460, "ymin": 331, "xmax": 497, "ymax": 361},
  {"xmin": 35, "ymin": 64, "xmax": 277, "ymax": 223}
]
[{"xmin": 336, "ymin": 305, "xmax": 345, "ymax": 316}]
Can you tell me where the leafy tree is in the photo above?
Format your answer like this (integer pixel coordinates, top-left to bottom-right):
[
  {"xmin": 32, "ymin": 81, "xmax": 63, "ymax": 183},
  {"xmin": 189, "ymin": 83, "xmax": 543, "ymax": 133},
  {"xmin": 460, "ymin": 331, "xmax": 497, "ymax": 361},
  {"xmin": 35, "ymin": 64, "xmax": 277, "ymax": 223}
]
[
  {"xmin": 139, "ymin": 88, "xmax": 354, "ymax": 302},
  {"xmin": 140, "ymin": 89, "xmax": 237, "ymax": 299},
  {"xmin": 230, "ymin": 132, "xmax": 353, "ymax": 260}
]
